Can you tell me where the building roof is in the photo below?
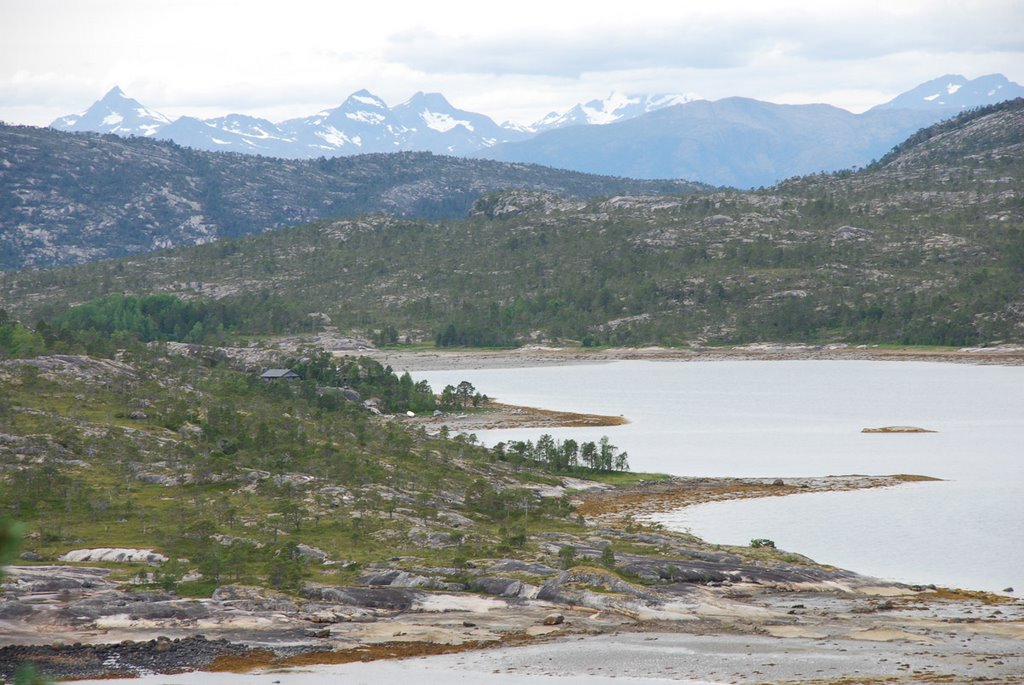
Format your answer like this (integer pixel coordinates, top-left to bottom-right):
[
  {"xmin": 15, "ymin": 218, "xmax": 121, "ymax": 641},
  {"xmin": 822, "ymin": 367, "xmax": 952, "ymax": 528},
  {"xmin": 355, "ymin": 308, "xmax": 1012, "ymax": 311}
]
[{"xmin": 261, "ymin": 368, "xmax": 300, "ymax": 379}]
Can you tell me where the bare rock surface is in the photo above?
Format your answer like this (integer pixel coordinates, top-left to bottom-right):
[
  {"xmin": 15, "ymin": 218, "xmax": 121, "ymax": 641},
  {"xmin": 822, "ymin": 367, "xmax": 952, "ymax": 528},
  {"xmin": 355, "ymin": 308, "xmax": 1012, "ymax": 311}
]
[{"xmin": 59, "ymin": 549, "xmax": 169, "ymax": 564}]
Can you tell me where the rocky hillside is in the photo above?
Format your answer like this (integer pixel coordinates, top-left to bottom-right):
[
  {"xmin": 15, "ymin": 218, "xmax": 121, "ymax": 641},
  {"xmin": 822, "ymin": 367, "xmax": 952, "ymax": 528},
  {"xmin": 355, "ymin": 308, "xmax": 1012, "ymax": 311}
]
[
  {"xmin": 0, "ymin": 124, "xmax": 705, "ymax": 270},
  {"xmin": 2, "ymin": 100, "xmax": 1022, "ymax": 347}
]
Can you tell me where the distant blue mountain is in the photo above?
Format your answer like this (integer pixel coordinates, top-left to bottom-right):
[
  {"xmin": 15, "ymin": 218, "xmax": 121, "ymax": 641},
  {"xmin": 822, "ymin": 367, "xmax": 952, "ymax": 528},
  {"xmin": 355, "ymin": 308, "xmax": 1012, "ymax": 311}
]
[
  {"xmin": 480, "ymin": 98, "xmax": 951, "ymax": 187},
  {"xmin": 49, "ymin": 74, "xmax": 1023, "ymax": 188},
  {"xmin": 870, "ymin": 74, "xmax": 1024, "ymax": 111},
  {"xmin": 51, "ymin": 86, "xmax": 170, "ymax": 137}
]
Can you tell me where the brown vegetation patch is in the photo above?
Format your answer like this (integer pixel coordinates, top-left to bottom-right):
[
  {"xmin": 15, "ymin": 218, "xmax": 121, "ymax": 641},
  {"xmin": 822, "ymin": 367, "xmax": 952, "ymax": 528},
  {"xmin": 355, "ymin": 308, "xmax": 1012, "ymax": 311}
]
[
  {"xmin": 207, "ymin": 635, "xmax": 540, "ymax": 673},
  {"xmin": 577, "ymin": 474, "xmax": 940, "ymax": 521},
  {"xmin": 411, "ymin": 400, "xmax": 628, "ymax": 431},
  {"xmin": 577, "ymin": 478, "xmax": 798, "ymax": 518},
  {"xmin": 913, "ymin": 588, "xmax": 1016, "ymax": 605},
  {"xmin": 486, "ymin": 401, "xmax": 629, "ymax": 428},
  {"xmin": 207, "ymin": 649, "xmax": 278, "ymax": 672}
]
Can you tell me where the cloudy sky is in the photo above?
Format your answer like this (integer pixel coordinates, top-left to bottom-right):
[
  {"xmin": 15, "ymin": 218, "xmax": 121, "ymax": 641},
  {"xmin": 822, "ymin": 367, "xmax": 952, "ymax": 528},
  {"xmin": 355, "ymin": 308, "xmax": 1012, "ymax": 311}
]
[{"xmin": 2, "ymin": 0, "xmax": 1022, "ymax": 127}]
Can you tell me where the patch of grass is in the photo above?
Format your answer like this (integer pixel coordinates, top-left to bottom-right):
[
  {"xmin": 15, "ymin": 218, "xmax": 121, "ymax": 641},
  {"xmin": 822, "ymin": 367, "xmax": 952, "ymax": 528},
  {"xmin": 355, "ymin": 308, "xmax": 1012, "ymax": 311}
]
[
  {"xmin": 571, "ymin": 471, "xmax": 671, "ymax": 487},
  {"xmin": 174, "ymin": 578, "xmax": 219, "ymax": 597}
]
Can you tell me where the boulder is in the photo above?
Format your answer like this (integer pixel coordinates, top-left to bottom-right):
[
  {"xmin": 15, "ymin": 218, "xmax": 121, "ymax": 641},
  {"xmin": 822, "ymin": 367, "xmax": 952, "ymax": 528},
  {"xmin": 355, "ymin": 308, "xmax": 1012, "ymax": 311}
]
[
  {"xmin": 487, "ymin": 559, "xmax": 559, "ymax": 577},
  {"xmin": 473, "ymin": 577, "xmax": 525, "ymax": 597},
  {"xmin": 58, "ymin": 548, "xmax": 168, "ymax": 564},
  {"xmin": 301, "ymin": 586, "xmax": 422, "ymax": 611},
  {"xmin": 295, "ymin": 544, "xmax": 330, "ymax": 563}
]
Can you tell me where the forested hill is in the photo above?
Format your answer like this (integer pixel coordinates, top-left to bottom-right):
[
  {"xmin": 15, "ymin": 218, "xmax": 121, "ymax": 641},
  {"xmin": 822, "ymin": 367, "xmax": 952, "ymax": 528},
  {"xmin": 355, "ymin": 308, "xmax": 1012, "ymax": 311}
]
[
  {"xmin": 2, "ymin": 100, "xmax": 1022, "ymax": 347},
  {"xmin": 0, "ymin": 124, "xmax": 707, "ymax": 270}
]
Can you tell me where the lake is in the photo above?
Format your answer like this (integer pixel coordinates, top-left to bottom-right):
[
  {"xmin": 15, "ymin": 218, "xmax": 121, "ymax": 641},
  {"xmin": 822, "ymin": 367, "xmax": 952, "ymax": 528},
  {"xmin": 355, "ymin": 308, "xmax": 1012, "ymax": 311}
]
[{"xmin": 414, "ymin": 360, "xmax": 1024, "ymax": 594}]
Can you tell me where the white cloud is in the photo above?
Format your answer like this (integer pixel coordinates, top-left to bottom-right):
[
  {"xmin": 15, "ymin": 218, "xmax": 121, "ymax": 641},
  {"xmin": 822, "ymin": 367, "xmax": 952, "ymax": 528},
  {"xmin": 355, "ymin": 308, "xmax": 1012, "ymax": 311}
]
[{"xmin": 0, "ymin": 0, "xmax": 1021, "ymax": 126}]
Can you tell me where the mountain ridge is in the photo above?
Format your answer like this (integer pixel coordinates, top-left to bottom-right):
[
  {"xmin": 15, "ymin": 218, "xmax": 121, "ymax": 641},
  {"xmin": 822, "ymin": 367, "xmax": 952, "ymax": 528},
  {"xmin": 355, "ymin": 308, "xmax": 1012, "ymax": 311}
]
[
  {"xmin": 869, "ymin": 73, "xmax": 1024, "ymax": 111},
  {"xmin": 0, "ymin": 123, "xmax": 707, "ymax": 270},
  {"xmin": 480, "ymin": 97, "xmax": 950, "ymax": 187},
  {"xmin": 48, "ymin": 75, "xmax": 1024, "ymax": 186}
]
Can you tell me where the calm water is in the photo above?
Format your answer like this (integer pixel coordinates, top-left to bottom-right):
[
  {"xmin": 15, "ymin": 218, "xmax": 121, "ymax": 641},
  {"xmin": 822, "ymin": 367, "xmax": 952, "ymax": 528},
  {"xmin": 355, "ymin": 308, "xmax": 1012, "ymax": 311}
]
[{"xmin": 414, "ymin": 360, "xmax": 1024, "ymax": 593}]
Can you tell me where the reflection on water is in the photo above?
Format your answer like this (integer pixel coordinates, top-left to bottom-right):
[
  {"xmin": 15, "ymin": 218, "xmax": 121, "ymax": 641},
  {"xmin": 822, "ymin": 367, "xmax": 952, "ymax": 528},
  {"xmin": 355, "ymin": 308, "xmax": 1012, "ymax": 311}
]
[{"xmin": 415, "ymin": 361, "xmax": 1024, "ymax": 593}]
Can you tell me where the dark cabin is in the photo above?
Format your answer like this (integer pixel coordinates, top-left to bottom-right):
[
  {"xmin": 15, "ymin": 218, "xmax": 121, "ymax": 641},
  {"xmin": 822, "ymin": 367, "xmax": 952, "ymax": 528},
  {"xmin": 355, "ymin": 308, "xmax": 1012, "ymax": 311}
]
[{"xmin": 260, "ymin": 368, "xmax": 300, "ymax": 382}]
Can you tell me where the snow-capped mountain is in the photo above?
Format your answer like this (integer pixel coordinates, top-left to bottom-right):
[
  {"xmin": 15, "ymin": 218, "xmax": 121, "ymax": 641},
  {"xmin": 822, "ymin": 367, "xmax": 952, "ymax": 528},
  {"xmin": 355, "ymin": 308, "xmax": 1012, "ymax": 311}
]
[
  {"xmin": 482, "ymin": 98, "xmax": 951, "ymax": 188},
  {"xmin": 155, "ymin": 115, "xmax": 298, "ymax": 158},
  {"xmin": 51, "ymin": 87, "xmax": 531, "ymax": 158},
  {"xmin": 389, "ymin": 92, "xmax": 529, "ymax": 154},
  {"xmin": 49, "ymin": 74, "xmax": 1022, "ymax": 172},
  {"xmin": 871, "ymin": 74, "xmax": 1024, "ymax": 111},
  {"xmin": 51, "ymin": 86, "xmax": 170, "ymax": 137},
  {"xmin": 279, "ymin": 89, "xmax": 396, "ymax": 154},
  {"xmin": 531, "ymin": 92, "xmax": 699, "ymax": 131}
]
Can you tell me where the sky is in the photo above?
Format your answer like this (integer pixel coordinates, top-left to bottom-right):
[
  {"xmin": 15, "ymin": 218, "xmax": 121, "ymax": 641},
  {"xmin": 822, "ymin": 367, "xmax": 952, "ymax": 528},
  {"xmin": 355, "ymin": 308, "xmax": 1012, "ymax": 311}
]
[{"xmin": 1, "ymin": 0, "xmax": 1022, "ymax": 127}]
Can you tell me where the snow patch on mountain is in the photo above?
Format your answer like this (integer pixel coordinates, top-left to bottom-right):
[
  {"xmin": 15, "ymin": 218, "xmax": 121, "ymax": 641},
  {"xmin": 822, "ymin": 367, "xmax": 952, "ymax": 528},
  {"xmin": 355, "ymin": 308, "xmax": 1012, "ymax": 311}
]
[
  {"xmin": 346, "ymin": 111, "xmax": 386, "ymax": 124},
  {"xmin": 531, "ymin": 91, "xmax": 699, "ymax": 131},
  {"xmin": 316, "ymin": 126, "xmax": 359, "ymax": 148},
  {"xmin": 352, "ymin": 94, "xmax": 386, "ymax": 107},
  {"xmin": 421, "ymin": 110, "xmax": 473, "ymax": 133}
]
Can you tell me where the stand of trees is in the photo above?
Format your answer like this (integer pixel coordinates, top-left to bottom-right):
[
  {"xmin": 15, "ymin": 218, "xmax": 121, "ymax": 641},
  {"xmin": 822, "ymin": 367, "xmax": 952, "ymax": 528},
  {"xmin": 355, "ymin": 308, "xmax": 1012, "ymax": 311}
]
[
  {"xmin": 287, "ymin": 349, "xmax": 437, "ymax": 415},
  {"xmin": 492, "ymin": 434, "xmax": 629, "ymax": 473}
]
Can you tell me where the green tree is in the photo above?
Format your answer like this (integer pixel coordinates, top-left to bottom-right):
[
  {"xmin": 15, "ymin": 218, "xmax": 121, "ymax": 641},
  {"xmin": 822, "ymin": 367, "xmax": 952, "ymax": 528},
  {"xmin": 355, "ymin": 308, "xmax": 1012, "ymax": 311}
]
[{"xmin": 558, "ymin": 544, "xmax": 577, "ymax": 569}]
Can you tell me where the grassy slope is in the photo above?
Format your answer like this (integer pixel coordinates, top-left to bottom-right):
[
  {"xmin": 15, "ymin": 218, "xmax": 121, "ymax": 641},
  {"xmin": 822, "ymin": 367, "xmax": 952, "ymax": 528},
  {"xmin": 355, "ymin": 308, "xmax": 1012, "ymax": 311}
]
[{"xmin": 0, "ymin": 349, "xmax": 592, "ymax": 592}]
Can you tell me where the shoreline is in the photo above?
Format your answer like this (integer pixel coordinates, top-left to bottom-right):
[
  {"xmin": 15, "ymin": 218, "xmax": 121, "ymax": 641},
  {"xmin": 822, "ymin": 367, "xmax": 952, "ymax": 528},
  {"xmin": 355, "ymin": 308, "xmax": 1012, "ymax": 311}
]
[
  {"xmin": 5, "ymin": 473, "xmax": 1021, "ymax": 683},
  {"xmin": 366, "ymin": 343, "xmax": 1024, "ymax": 372},
  {"xmin": 405, "ymin": 400, "xmax": 628, "ymax": 432},
  {"xmin": 575, "ymin": 473, "xmax": 942, "ymax": 523}
]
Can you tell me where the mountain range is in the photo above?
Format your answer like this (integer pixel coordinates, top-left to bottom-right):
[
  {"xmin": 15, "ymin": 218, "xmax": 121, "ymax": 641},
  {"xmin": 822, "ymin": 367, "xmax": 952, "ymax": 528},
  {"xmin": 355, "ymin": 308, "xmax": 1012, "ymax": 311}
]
[{"xmin": 50, "ymin": 75, "xmax": 1024, "ymax": 187}]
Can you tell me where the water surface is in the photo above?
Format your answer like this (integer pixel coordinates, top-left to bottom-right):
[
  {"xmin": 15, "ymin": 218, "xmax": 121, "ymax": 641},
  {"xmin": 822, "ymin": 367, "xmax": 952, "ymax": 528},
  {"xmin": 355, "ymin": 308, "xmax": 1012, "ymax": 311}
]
[{"xmin": 415, "ymin": 360, "xmax": 1024, "ymax": 592}]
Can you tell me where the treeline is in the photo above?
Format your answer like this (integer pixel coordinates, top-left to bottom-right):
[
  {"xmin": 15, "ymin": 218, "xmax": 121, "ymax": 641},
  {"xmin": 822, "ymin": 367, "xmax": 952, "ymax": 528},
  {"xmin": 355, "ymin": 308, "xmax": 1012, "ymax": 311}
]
[
  {"xmin": 287, "ymin": 350, "xmax": 437, "ymax": 415},
  {"xmin": 0, "ymin": 310, "xmax": 45, "ymax": 358},
  {"xmin": 0, "ymin": 292, "xmax": 312, "ymax": 359},
  {"xmin": 50, "ymin": 292, "xmax": 311, "ymax": 345},
  {"xmin": 493, "ymin": 434, "xmax": 629, "ymax": 473}
]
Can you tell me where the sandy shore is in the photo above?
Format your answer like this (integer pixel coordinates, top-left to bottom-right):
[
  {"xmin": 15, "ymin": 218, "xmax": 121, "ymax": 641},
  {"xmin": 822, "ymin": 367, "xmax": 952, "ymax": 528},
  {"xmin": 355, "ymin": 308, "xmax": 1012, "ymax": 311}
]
[
  {"xmin": 68, "ymin": 626, "xmax": 1024, "ymax": 685},
  {"xmin": 366, "ymin": 343, "xmax": 1024, "ymax": 372}
]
